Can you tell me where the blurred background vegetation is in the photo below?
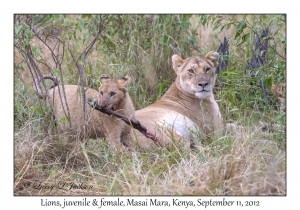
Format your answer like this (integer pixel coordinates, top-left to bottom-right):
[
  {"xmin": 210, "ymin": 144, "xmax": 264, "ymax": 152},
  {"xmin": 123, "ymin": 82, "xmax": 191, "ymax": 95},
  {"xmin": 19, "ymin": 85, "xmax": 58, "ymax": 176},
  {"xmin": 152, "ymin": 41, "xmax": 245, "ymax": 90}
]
[{"xmin": 14, "ymin": 14, "xmax": 286, "ymax": 117}]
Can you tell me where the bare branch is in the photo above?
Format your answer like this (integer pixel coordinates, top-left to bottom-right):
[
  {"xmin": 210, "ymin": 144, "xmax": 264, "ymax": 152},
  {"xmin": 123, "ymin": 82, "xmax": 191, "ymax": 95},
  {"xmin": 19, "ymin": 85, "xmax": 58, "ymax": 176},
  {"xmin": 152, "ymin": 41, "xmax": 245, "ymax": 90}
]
[
  {"xmin": 30, "ymin": 26, "xmax": 60, "ymax": 65},
  {"xmin": 68, "ymin": 43, "xmax": 80, "ymax": 70},
  {"xmin": 24, "ymin": 17, "xmax": 72, "ymax": 127},
  {"xmin": 31, "ymin": 54, "xmax": 52, "ymax": 72},
  {"xmin": 76, "ymin": 15, "xmax": 104, "ymax": 66},
  {"xmin": 34, "ymin": 15, "xmax": 48, "ymax": 26},
  {"xmin": 269, "ymin": 45, "xmax": 286, "ymax": 60},
  {"xmin": 75, "ymin": 14, "xmax": 106, "ymax": 138},
  {"xmin": 87, "ymin": 98, "xmax": 164, "ymax": 146}
]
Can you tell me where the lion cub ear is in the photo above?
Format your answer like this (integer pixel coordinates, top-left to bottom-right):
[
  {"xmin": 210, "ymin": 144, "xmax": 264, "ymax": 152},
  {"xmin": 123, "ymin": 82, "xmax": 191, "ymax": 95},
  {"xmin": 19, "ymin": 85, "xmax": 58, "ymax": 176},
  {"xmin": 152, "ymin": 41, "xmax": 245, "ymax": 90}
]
[
  {"xmin": 205, "ymin": 51, "xmax": 220, "ymax": 67},
  {"xmin": 118, "ymin": 76, "xmax": 131, "ymax": 90},
  {"xmin": 172, "ymin": 54, "xmax": 184, "ymax": 74},
  {"xmin": 100, "ymin": 74, "xmax": 109, "ymax": 82}
]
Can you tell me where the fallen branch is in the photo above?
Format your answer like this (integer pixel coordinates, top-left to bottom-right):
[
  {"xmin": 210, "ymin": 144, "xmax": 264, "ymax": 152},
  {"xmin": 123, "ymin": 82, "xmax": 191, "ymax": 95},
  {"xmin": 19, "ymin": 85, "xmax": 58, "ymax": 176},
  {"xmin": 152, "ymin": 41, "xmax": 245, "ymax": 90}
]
[{"xmin": 87, "ymin": 98, "xmax": 164, "ymax": 146}]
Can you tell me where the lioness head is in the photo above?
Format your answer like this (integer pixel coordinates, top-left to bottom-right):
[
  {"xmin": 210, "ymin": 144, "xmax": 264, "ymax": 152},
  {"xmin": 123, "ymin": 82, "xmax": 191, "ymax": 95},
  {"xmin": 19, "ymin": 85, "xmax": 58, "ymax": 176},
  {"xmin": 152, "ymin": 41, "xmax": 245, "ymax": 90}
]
[
  {"xmin": 98, "ymin": 74, "xmax": 131, "ymax": 111},
  {"xmin": 172, "ymin": 51, "xmax": 219, "ymax": 99}
]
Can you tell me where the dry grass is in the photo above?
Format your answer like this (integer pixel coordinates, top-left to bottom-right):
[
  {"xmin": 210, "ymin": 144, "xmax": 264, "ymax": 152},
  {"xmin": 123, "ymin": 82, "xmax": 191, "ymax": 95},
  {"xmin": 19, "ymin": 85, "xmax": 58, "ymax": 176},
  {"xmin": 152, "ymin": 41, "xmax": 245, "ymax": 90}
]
[{"xmin": 14, "ymin": 120, "xmax": 285, "ymax": 195}]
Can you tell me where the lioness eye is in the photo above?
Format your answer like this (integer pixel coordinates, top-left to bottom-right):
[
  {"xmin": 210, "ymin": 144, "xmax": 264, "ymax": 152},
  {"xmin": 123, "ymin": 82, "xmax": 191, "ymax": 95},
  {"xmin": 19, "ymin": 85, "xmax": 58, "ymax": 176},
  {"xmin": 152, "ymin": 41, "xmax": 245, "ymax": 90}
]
[
  {"xmin": 206, "ymin": 68, "xmax": 211, "ymax": 73},
  {"xmin": 100, "ymin": 91, "xmax": 103, "ymax": 96},
  {"xmin": 188, "ymin": 69, "xmax": 195, "ymax": 74},
  {"xmin": 110, "ymin": 92, "xmax": 116, "ymax": 97}
]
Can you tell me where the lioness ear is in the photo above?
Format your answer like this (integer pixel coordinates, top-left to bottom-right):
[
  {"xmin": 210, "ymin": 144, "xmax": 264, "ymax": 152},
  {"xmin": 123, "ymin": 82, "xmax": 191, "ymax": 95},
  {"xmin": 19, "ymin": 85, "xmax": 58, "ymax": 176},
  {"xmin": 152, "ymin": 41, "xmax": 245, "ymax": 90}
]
[
  {"xmin": 205, "ymin": 51, "xmax": 220, "ymax": 67},
  {"xmin": 100, "ymin": 74, "xmax": 109, "ymax": 81},
  {"xmin": 172, "ymin": 54, "xmax": 184, "ymax": 74},
  {"xmin": 118, "ymin": 76, "xmax": 131, "ymax": 89}
]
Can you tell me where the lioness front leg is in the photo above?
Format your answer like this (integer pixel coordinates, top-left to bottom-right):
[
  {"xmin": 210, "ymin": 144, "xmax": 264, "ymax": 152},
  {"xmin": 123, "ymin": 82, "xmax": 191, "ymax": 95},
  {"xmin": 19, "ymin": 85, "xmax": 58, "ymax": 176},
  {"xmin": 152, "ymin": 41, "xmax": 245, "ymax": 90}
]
[{"xmin": 205, "ymin": 97, "xmax": 223, "ymax": 137}]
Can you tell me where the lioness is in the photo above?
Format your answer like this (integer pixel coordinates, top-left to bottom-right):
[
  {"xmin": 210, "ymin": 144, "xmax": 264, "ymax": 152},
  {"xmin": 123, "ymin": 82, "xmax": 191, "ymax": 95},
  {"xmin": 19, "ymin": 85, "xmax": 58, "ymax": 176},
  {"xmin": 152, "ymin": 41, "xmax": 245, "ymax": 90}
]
[
  {"xmin": 134, "ymin": 51, "xmax": 223, "ymax": 149},
  {"xmin": 33, "ymin": 74, "xmax": 135, "ymax": 147}
]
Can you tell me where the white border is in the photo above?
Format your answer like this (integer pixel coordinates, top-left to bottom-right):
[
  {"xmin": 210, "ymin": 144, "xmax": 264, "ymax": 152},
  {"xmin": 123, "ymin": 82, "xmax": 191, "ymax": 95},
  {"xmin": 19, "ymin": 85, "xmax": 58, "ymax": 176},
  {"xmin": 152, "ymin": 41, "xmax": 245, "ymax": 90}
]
[{"xmin": 3, "ymin": 0, "xmax": 296, "ymax": 209}]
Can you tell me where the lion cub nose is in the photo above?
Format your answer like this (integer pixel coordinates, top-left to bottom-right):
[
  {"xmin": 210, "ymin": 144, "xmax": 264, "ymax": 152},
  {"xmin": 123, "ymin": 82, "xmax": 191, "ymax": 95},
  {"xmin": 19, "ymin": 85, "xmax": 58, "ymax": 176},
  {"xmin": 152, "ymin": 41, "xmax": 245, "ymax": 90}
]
[
  {"xmin": 198, "ymin": 82, "xmax": 208, "ymax": 87},
  {"xmin": 99, "ymin": 104, "xmax": 107, "ymax": 109}
]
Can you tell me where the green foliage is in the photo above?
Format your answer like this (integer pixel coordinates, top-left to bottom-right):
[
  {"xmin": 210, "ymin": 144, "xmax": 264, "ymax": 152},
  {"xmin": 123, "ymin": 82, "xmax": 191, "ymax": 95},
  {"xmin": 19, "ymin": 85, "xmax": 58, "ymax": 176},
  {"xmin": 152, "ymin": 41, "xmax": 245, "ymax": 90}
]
[
  {"xmin": 198, "ymin": 14, "xmax": 285, "ymax": 112},
  {"xmin": 14, "ymin": 14, "xmax": 286, "ymax": 132},
  {"xmin": 14, "ymin": 13, "xmax": 286, "ymax": 140}
]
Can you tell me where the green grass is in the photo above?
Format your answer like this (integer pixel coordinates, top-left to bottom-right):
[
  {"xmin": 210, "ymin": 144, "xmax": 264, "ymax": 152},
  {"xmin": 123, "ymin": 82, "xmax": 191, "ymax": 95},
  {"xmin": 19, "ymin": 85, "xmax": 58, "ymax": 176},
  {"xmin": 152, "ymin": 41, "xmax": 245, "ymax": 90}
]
[{"xmin": 14, "ymin": 14, "xmax": 286, "ymax": 195}]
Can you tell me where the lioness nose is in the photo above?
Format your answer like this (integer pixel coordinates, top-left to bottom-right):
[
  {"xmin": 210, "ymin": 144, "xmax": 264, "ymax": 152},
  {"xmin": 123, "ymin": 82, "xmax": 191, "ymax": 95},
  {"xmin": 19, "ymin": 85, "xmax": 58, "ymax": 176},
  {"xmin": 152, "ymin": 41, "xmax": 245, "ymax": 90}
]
[{"xmin": 198, "ymin": 82, "xmax": 208, "ymax": 87}]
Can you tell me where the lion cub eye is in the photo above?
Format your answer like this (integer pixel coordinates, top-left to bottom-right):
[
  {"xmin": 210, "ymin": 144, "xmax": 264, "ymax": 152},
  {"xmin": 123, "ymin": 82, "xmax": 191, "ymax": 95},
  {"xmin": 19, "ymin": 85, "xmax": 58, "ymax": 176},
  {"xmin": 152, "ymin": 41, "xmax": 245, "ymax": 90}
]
[
  {"xmin": 110, "ymin": 92, "xmax": 116, "ymax": 97},
  {"xmin": 188, "ymin": 69, "xmax": 195, "ymax": 74},
  {"xmin": 206, "ymin": 68, "xmax": 211, "ymax": 73}
]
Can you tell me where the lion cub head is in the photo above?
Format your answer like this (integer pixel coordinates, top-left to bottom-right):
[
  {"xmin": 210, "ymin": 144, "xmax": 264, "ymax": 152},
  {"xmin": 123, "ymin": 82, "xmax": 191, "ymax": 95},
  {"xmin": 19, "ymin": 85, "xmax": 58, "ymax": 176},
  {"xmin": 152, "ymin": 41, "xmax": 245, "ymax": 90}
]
[
  {"xmin": 172, "ymin": 51, "xmax": 219, "ymax": 99},
  {"xmin": 98, "ymin": 75, "xmax": 131, "ymax": 112}
]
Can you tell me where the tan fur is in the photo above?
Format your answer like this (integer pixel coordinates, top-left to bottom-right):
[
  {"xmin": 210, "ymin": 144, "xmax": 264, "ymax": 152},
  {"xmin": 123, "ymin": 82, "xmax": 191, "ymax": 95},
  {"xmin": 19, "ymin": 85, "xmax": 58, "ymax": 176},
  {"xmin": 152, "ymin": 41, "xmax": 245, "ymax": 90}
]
[
  {"xmin": 271, "ymin": 82, "xmax": 286, "ymax": 111},
  {"xmin": 34, "ymin": 75, "xmax": 135, "ymax": 147},
  {"xmin": 134, "ymin": 52, "xmax": 223, "ymax": 149}
]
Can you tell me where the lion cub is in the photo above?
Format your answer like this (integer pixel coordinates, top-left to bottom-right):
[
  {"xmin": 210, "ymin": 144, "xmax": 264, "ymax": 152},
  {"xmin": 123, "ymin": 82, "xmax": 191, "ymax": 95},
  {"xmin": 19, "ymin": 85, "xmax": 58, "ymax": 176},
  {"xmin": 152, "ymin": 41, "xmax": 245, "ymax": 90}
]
[{"xmin": 33, "ymin": 74, "xmax": 135, "ymax": 147}]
